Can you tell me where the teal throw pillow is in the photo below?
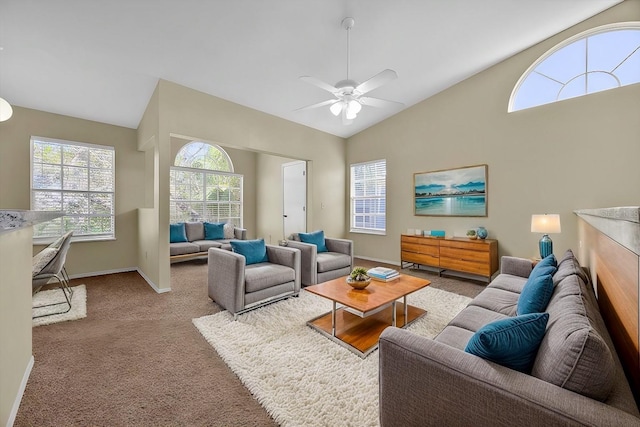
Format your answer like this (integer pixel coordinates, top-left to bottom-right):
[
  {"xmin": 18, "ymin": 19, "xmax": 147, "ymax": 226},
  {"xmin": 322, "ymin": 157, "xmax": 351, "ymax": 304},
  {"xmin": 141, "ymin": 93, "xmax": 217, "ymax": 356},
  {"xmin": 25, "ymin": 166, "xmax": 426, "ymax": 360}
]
[
  {"xmin": 298, "ymin": 230, "xmax": 328, "ymax": 253},
  {"xmin": 204, "ymin": 222, "xmax": 225, "ymax": 240},
  {"xmin": 170, "ymin": 223, "xmax": 188, "ymax": 243},
  {"xmin": 464, "ymin": 312, "xmax": 549, "ymax": 373},
  {"xmin": 530, "ymin": 254, "xmax": 557, "ymax": 280},
  {"xmin": 230, "ymin": 239, "xmax": 269, "ymax": 265},
  {"xmin": 517, "ymin": 273, "xmax": 554, "ymax": 315}
]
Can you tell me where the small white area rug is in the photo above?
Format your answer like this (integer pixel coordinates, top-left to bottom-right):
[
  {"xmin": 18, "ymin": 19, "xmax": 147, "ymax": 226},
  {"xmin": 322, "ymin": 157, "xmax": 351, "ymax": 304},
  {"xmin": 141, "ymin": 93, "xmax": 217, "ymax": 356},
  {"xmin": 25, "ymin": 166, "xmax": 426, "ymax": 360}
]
[
  {"xmin": 193, "ymin": 286, "xmax": 471, "ymax": 427},
  {"xmin": 32, "ymin": 285, "xmax": 87, "ymax": 327}
]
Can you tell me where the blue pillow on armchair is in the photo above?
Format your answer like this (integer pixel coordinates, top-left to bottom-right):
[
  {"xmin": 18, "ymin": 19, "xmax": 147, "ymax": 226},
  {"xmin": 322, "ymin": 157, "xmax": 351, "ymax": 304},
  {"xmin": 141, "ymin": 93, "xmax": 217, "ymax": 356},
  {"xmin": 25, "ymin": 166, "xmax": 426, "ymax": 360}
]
[
  {"xmin": 298, "ymin": 230, "xmax": 328, "ymax": 253},
  {"xmin": 230, "ymin": 239, "xmax": 269, "ymax": 265},
  {"xmin": 170, "ymin": 223, "xmax": 188, "ymax": 243}
]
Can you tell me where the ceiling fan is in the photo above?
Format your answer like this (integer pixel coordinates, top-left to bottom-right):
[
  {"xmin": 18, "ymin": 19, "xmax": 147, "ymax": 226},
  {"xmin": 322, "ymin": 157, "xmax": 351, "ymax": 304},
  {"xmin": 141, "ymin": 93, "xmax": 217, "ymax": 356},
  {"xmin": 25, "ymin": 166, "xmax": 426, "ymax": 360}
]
[{"xmin": 296, "ymin": 17, "xmax": 403, "ymax": 125}]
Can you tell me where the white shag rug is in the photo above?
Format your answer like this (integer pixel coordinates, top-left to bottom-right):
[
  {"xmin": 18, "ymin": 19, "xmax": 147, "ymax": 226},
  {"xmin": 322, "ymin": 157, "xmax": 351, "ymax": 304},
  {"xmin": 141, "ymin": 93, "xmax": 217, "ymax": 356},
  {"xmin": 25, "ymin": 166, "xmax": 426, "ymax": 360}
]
[
  {"xmin": 32, "ymin": 284, "xmax": 87, "ymax": 327},
  {"xmin": 193, "ymin": 286, "xmax": 471, "ymax": 427}
]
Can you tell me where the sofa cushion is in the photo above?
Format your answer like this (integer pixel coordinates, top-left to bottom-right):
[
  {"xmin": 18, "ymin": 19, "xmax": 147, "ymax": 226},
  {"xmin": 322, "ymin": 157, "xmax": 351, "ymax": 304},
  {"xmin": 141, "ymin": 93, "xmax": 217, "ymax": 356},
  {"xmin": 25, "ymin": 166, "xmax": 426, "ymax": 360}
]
[
  {"xmin": 299, "ymin": 230, "xmax": 328, "ymax": 252},
  {"xmin": 465, "ymin": 312, "xmax": 549, "ymax": 373},
  {"xmin": 553, "ymin": 249, "xmax": 589, "ymax": 286},
  {"xmin": 223, "ymin": 222, "xmax": 235, "ymax": 239},
  {"xmin": 516, "ymin": 273, "xmax": 554, "ymax": 315},
  {"xmin": 468, "ymin": 287, "xmax": 519, "ymax": 317},
  {"xmin": 204, "ymin": 222, "xmax": 225, "ymax": 240},
  {"xmin": 447, "ymin": 305, "xmax": 510, "ymax": 333},
  {"xmin": 184, "ymin": 222, "xmax": 205, "ymax": 242},
  {"xmin": 316, "ymin": 252, "xmax": 351, "ymax": 273},
  {"xmin": 532, "ymin": 274, "xmax": 616, "ymax": 401},
  {"xmin": 193, "ymin": 240, "xmax": 223, "ymax": 251},
  {"xmin": 170, "ymin": 242, "xmax": 200, "ymax": 256},
  {"xmin": 486, "ymin": 274, "xmax": 527, "ymax": 294},
  {"xmin": 244, "ymin": 263, "xmax": 295, "ymax": 293},
  {"xmin": 231, "ymin": 239, "xmax": 269, "ymax": 265},
  {"xmin": 170, "ymin": 223, "xmax": 188, "ymax": 243},
  {"xmin": 434, "ymin": 325, "xmax": 475, "ymax": 351}
]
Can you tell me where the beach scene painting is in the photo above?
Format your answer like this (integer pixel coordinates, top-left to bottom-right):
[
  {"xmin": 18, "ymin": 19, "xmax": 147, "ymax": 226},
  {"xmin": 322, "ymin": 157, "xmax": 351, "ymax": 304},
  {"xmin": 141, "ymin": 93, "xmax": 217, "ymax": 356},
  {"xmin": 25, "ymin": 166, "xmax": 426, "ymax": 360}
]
[{"xmin": 414, "ymin": 164, "xmax": 487, "ymax": 216}]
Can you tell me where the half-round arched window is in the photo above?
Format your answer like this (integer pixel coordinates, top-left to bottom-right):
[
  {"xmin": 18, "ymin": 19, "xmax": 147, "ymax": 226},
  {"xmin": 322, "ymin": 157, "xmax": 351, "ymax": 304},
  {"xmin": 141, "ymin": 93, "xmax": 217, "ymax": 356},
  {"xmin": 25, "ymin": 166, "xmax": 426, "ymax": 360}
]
[
  {"xmin": 170, "ymin": 142, "xmax": 242, "ymax": 225},
  {"xmin": 174, "ymin": 141, "xmax": 234, "ymax": 172},
  {"xmin": 509, "ymin": 22, "xmax": 640, "ymax": 112}
]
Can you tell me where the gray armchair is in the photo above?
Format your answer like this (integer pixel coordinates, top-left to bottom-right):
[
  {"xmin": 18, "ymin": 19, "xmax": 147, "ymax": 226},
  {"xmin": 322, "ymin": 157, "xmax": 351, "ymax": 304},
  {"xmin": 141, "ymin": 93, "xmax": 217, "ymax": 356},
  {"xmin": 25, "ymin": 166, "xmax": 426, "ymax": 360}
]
[
  {"xmin": 208, "ymin": 245, "xmax": 301, "ymax": 319},
  {"xmin": 286, "ymin": 233, "xmax": 353, "ymax": 286},
  {"xmin": 32, "ymin": 231, "xmax": 74, "ymax": 318}
]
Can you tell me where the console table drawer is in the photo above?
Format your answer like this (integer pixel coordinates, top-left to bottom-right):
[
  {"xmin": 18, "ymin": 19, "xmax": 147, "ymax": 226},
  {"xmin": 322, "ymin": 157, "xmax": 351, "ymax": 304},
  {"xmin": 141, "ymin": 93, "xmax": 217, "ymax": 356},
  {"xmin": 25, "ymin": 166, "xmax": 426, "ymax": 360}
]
[
  {"xmin": 401, "ymin": 235, "xmax": 439, "ymax": 246},
  {"xmin": 401, "ymin": 251, "xmax": 439, "ymax": 267},
  {"xmin": 440, "ymin": 257, "xmax": 490, "ymax": 276},
  {"xmin": 402, "ymin": 242, "xmax": 439, "ymax": 256},
  {"xmin": 440, "ymin": 239, "xmax": 490, "ymax": 251},
  {"xmin": 439, "ymin": 247, "xmax": 489, "ymax": 263}
]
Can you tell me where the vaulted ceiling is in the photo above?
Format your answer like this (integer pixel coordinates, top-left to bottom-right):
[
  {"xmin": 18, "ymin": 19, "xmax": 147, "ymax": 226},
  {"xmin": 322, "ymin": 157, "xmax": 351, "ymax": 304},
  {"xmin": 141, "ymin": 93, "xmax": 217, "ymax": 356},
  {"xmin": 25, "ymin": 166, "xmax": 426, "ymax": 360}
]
[{"xmin": 0, "ymin": 1, "xmax": 622, "ymax": 138}]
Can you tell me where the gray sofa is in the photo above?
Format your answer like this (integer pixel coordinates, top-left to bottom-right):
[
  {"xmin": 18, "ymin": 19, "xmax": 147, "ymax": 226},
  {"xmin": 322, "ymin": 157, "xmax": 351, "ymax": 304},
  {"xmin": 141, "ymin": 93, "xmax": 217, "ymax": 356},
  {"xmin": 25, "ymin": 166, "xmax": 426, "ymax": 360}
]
[
  {"xmin": 286, "ymin": 233, "xmax": 353, "ymax": 286},
  {"xmin": 170, "ymin": 222, "xmax": 247, "ymax": 262},
  {"xmin": 379, "ymin": 250, "xmax": 640, "ymax": 426},
  {"xmin": 207, "ymin": 244, "xmax": 301, "ymax": 319}
]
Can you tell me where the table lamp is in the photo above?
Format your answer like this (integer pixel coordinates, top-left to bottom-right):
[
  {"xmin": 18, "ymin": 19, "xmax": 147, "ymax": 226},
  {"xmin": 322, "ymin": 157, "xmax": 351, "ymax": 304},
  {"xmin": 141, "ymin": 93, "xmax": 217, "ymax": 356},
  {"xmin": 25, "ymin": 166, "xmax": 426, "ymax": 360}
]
[{"xmin": 531, "ymin": 214, "xmax": 561, "ymax": 259}]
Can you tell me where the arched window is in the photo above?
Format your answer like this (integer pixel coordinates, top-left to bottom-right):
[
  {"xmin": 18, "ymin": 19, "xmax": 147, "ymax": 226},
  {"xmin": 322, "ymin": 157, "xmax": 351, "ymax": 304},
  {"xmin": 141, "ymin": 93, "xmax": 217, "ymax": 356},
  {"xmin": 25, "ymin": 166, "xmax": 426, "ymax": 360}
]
[
  {"xmin": 510, "ymin": 23, "xmax": 640, "ymax": 112},
  {"xmin": 170, "ymin": 142, "xmax": 243, "ymax": 225},
  {"xmin": 174, "ymin": 141, "xmax": 233, "ymax": 172}
]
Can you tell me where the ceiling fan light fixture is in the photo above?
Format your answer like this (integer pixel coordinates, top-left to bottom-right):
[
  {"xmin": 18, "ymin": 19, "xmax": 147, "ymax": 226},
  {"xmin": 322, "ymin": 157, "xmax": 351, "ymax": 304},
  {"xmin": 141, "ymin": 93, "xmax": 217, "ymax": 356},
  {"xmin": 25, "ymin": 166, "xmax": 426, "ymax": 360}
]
[
  {"xmin": 347, "ymin": 99, "xmax": 361, "ymax": 115},
  {"xmin": 329, "ymin": 102, "xmax": 343, "ymax": 116},
  {"xmin": 0, "ymin": 97, "xmax": 13, "ymax": 122}
]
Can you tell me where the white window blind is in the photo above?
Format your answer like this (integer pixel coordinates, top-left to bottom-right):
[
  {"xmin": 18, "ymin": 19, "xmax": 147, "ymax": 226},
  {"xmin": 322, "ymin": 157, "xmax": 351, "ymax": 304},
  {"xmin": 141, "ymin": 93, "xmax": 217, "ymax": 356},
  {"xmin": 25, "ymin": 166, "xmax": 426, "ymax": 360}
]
[
  {"xmin": 350, "ymin": 159, "xmax": 386, "ymax": 234},
  {"xmin": 170, "ymin": 167, "xmax": 243, "ymax": 226},
  {"xmin": 31, "ymin": 136, "xmax": 115, "ymax": 240}
]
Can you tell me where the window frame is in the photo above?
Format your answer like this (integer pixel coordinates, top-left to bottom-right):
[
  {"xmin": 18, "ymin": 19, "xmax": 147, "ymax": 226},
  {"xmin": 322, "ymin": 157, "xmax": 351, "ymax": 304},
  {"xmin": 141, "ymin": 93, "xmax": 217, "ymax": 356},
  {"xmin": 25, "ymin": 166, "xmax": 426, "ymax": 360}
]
[
  {"xmin": 509, "ymin": 22, "xmax": 640, "ymax": 112},
  {"xmin": 350, "ymin": 159, "xmax": 386, "ymax": 235},
  {"xmin": 30, "ymin": 135, "xmax": 116, "ymax": 244}
]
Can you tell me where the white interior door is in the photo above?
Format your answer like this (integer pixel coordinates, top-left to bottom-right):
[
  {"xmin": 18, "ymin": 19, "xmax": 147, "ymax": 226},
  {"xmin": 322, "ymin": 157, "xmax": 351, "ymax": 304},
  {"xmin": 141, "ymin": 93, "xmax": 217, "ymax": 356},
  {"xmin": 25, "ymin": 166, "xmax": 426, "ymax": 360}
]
[{"xmin": 282, "ymin": 161, "xmax": 306, "ymax": 239}]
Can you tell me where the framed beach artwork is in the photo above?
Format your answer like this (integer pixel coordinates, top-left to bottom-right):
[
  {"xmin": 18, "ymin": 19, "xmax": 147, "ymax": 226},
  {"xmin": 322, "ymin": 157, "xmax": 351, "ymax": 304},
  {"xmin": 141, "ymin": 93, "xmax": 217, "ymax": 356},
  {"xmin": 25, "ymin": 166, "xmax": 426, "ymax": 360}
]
[{"xmin": 414, "ymin": 164, "xmax": 488, "ymax": 217}]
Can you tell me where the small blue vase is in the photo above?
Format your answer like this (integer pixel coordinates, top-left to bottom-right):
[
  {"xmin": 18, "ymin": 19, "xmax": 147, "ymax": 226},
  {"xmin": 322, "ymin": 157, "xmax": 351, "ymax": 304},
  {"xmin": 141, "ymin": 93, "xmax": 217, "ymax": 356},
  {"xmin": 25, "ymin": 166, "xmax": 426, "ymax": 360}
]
[{"xmin": 477, "ymin": 226, "xmax": 488, "ymax": 240}]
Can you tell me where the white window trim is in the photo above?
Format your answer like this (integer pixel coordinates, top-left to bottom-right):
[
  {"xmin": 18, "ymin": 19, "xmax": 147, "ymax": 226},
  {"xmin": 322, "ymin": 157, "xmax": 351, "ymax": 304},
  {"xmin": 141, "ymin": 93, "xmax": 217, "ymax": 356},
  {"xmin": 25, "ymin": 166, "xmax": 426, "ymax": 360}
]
[
  {"xmin": 350, "ymin": 159, "xmax": 386, "ymax": 235},
  {"xmin": 509, "ymin": 21, "xmax": 640, "ymax": 112},
  {"xmin": 30, "ymin": 136, "xmax": 116, "ymax": 244}
]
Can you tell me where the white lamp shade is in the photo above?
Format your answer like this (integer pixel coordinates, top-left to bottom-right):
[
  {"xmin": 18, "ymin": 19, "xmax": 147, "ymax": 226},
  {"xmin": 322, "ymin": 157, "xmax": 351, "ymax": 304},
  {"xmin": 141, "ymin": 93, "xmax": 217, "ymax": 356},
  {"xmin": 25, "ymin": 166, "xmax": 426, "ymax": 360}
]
[
  {"xmin": 531, "ymin": 214, "xmax": 561, "ymax": 234},
  {"xmin": 0, "ymin": 97, "xmax": 13, "ymax": 122}
]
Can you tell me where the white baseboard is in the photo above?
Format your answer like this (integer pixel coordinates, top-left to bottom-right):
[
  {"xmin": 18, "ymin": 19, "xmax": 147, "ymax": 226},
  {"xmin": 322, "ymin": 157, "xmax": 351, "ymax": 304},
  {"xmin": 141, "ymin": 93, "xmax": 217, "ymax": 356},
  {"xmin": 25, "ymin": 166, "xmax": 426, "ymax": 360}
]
[
  {"xmin": 6, "ymin": 355, "xmax": 34, "ymax": 427},
  {"xmin": 354, "ymin": 255, "xmax": 401, "ymax": 266},
  {"xmin": 68, "ymin": 267, "xmax": 169, "ymax": 294}
]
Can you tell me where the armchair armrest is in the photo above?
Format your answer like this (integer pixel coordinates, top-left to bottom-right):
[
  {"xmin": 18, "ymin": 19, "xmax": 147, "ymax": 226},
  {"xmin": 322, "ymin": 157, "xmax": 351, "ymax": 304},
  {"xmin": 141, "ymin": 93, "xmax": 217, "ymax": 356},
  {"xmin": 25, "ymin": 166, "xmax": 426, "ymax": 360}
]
[
  {"xmin": 379, "ymin": 328, "xmax": 638, "ymax": 426},
  {"xmin": 208, "ymin": 247, "xmax": 246, "ymax": 314},
  {"xmin": 284, "ymin": 240, "xmax": 317, "ymax": 285},
  {"xmin": 266, "ymin": 245, "xmax": 301, "ymax": 291},
  {"xmin": 500, "ymin": 256, "xmax": 533, "ymax": 278},
  {"xmin": 233, "ymin": 227, "xmax": 247, "ymax": 240}
]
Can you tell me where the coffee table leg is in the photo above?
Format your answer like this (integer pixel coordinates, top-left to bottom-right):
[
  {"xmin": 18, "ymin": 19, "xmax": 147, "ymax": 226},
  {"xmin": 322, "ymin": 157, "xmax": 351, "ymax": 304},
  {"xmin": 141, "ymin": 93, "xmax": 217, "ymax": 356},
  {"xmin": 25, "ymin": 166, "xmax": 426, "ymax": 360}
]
[
  {"xmin": 332, "ymin": 301, "xmax": 336, "ymax": 336},
  {"xmin": 392, "ymin": 300, "xmax": 396, "ymax": 327},
  {"xmin": 404, "ymin": 296, "xmax": 408, "ymax": 326}
]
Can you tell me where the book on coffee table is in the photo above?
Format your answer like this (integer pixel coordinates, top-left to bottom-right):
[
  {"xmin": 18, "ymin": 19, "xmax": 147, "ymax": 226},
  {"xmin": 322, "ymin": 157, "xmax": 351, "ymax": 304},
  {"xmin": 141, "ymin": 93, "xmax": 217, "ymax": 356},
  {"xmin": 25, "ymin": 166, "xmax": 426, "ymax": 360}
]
[{"xmin": 368, "ymin": 267, "xmax": 400, "ymax": 281}]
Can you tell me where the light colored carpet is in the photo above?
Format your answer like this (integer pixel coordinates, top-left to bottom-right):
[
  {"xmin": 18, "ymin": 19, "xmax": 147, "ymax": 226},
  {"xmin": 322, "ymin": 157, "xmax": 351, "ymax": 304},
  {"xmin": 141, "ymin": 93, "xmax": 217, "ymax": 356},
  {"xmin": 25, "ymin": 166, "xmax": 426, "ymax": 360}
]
[
  {"xmin": 193, "ymin": 286, "xmax": 471, "ymax": 427},
  {"xmin": 32, "ymin": 285, "xmax": 87, "ymax": 327}
]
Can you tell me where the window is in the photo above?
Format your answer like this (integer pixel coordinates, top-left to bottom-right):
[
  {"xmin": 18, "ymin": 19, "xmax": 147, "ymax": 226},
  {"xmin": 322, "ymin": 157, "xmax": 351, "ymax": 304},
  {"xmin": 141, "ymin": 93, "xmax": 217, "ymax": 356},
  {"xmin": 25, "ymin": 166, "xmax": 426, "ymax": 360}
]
[
  {"xmin": 31, "ymin": 136, "xmax": 115, "ymax": 241},
  {"xmin": 350, "ymin": 159, "xmax": 386, "ymax": 234},
  {"xmin": 170, "ymin": 142, "xmax": 243, "ymax": 225},
  {"xmin": 510, "ymin": 23, "xmax": 640, "ymax": 112}
]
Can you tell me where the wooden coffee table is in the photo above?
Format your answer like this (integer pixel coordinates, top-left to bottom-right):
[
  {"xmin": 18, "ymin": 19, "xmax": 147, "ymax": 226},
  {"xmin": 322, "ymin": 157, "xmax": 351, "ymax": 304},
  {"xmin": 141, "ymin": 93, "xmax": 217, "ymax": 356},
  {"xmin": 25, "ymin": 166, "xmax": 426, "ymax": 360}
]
[{"xmin": 305, "ymin": 274, "xmax": 431, "ymax": 358}]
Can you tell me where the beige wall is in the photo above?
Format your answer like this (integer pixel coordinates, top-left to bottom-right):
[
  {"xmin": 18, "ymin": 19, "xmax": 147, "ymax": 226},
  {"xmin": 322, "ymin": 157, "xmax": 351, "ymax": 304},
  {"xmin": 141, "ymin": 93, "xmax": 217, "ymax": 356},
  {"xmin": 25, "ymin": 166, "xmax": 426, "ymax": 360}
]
[
  {"xmin": 0, "ymin": 107, "xmax": 145, "ymax": 275},
  {"xmin": 346, "ymin": 1, "xmax": 640, "ymax": 264},
  {"xmin": 137, "ymin": 80, "xmax": 346, "ymax": 291},
  {"xmin": 0, "ymin": 228, "xmax": 32, "ymax": 426}
]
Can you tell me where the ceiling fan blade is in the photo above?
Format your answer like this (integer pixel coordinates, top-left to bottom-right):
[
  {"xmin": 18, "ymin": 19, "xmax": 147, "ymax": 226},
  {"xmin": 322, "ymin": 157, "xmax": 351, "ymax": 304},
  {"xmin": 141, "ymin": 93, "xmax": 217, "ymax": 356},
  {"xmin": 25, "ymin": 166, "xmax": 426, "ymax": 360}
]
[
  {"xmin": 358, "ymin": 96, "xmax": 404, "ymax": 108},
  {"xmin": 299, "ymin": 76, "xmax": 340, "ymax": 94},
  {"xmin": 294, "ymin": 99, "xmax": 339, "ymax": 112},
  {"xmin": 354, "ymin": 69, "xmax": 398, "ymax": 95}
]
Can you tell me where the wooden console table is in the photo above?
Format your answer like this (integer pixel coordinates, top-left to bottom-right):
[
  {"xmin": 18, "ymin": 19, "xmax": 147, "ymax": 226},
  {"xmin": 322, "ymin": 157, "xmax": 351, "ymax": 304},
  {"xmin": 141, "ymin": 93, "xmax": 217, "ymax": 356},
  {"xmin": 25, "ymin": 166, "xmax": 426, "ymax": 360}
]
[{"xmin": 401, "ymin": 234, "xmax": 498, "ymax": 282}]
